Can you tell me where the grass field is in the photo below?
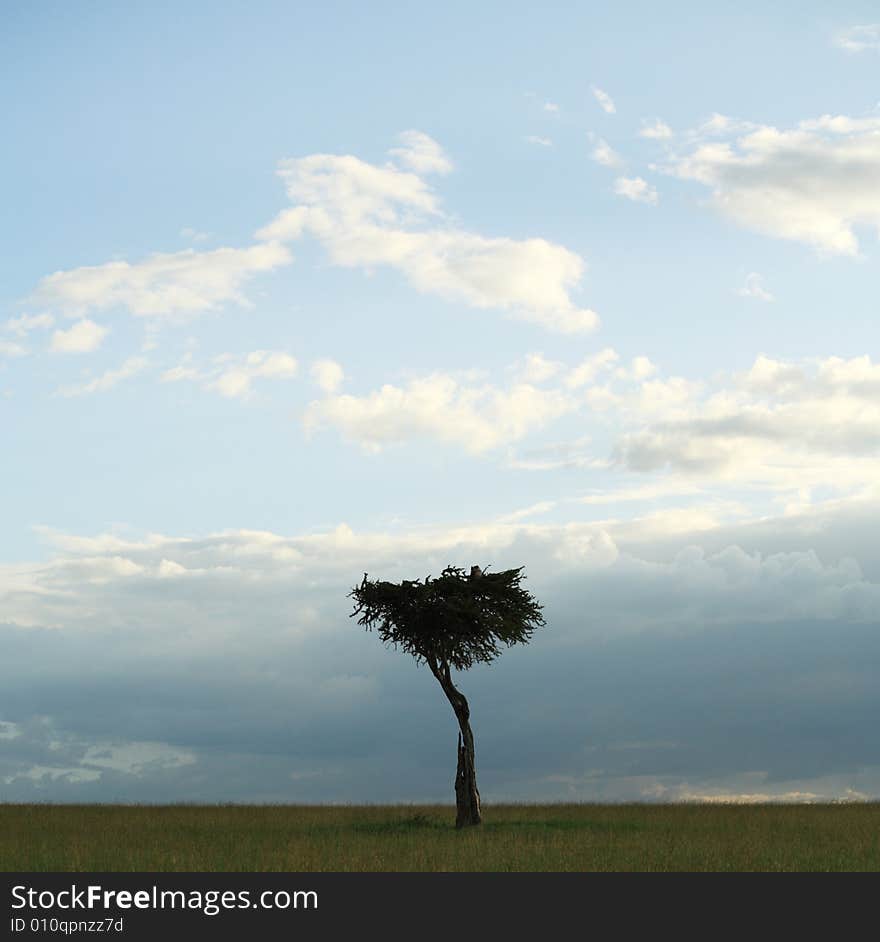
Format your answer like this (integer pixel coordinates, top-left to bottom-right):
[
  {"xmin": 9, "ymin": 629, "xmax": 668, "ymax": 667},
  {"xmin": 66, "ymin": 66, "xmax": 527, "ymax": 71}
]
[{"xmin": 3, "ymin": 802, "xmax": 880, "ymax": 872}]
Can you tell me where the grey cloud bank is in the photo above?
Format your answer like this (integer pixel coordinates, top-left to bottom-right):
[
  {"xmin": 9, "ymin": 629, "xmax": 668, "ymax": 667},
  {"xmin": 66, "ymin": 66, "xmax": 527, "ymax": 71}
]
[{"xmin": 3, "ymin": 500, "xmax": 880, "ymax": 803}]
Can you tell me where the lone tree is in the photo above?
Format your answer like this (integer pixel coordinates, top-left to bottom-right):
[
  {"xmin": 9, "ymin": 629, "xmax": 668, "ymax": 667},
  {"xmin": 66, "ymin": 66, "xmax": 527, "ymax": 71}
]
[{"xmin": 349, "ymin": 564, "xmax": 545, "ymax": 828}]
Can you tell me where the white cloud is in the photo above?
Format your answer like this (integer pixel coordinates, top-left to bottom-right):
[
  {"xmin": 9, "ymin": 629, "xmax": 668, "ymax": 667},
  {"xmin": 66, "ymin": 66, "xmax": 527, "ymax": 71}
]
[
  {"xmin": 4, "ymin": 313, "xmax": 54, "ymax": 336},
  {"xmin": 606, "ymin": 354, "xmax": 880, "ymax": 491},
  {"xmin": 310, "ymin": 358, "xmax": 345, "ymax": 393},
  {"xmin": 517, "ymin": 353, "xmax": 564, "ymax": 384},
  {"xmin": 4, "ymin": 765, "xmax": 101, "ymax": 785},
  {"xmin": 835, "ymin": 24, "xmax": 880, "ymax": 52},
  {"xmin": 2, "ymin": 518, "xmax": 623, "ymax": 641},
  {"xmin": 245, "ymin": 350, "xmax": 298, "ymax": 379},
  {"xmin": 256, "ymin": 135, "xmax": 598, "ymax": 333},
  {"xmin": 738, "ymin": 272, "xmax": 774, "ymax": 302},
  {"xmin": 613, "ymin": 176, "xmax": 658, "ymax": 204},
  {"xmin": 616, "ymin": 356, "xmax": 658, "ymax": 381},
  {"xmin": 639, "ymin": 119, "xmax": 673, "ymax": 140},
  {"xmin": 162, "ymin": 350, "xmax": 298, "ymax": 400},
  {"xmin": 9, "ymin": 506, "xmax": 880, "ymax": 644},
  {"xmin": 81, "ymin": 741, "xmax": 196, "ymax": 775},
  {"xmin": 564, "ymin": 347, "xmax": 619, "ymax": 388},
  {"xmin": 57, "ymin": 356, "xmax": 149, "ymax": 397},
  {"xmin": 388, "ymin": 130, "xmax": 453, "ymax": 175},
  {"xmin": 543, "ymin": 101, "xmax": 560, "ymax": 114},
  {"xmin": 0, "ymin": 720, "xmax": 21, "ymax": 740},
  {"xmin": 304, "ymin": 372, "xmax": 575, "ymax": 454},
  {"xmin": 32, "ymin": 134, "xmax": 596, "ymax": 336},
  {"xmin": 525, "ymin": 136, "xmax": 553, "ymax": 147},
  {"xmin": 591, "ymin": 138, "xmax": 622, "ymax": 168},
  {"xmin": 35, "ymin": 242, "xmax": 292, "ymax": 321},
  {"xmin": 50, "ymin": 318, "xmax": 109, "ymax": 354},
  {"xmin": 0, "ymin": 724, "xmax": 196, "ymax": 788},
  {"xmin": 591, "ymin": 86, "xmax": 616, "ymax": 114},
  {"xmin": 211, "ymin": 352, "xmax": 297, "ymax": 400},
  {"xmin": 490, "ymin": 348, "xmax": 880, "ymax": 502},
  {"xmin": 209, "ymin": 369, "xmax": 250, "ymax": 399},
  {"xmin": 665, "ymin": 114, "xmax": 880, "ymax": 254},
  {"xmin": 644, "ymin": 774, "xmax": 868, "ymax": 804}
]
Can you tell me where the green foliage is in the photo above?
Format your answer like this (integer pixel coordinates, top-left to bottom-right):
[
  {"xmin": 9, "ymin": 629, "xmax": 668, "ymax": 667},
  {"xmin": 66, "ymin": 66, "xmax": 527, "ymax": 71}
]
[{"xmin": 348, "ymin": 565, "xmax": 545, "ymax": 671}]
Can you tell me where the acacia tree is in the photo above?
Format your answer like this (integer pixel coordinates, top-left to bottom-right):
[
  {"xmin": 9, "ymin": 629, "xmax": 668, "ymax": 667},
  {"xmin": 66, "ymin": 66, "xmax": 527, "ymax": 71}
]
[{"xmin": 349, "ymin": 564, "xmax": 545, "ymax": 828}]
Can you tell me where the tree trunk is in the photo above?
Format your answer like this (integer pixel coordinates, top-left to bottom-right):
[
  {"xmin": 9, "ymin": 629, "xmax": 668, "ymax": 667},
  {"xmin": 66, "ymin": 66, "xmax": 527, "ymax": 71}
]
[
  {"xmin": 430, "ymin": 658, "xmax": 481, "ymax": 828},
  {"xmin": 454, "ymin": 722, "xmax": 481, "ymax": 829}
]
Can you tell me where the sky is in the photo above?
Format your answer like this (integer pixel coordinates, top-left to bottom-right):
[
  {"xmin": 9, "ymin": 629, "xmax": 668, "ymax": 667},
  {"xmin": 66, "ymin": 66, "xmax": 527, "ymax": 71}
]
[{"xmin": 2, "ymin": 1, "xmax": 880, "ymax": 804}]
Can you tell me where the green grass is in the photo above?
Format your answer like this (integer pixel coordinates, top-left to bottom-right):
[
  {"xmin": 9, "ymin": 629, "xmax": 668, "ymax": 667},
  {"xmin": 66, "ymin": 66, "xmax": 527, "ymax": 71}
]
[{"xmin": 3, "ymin": 803, "xmax": 880, "ymax": 871}]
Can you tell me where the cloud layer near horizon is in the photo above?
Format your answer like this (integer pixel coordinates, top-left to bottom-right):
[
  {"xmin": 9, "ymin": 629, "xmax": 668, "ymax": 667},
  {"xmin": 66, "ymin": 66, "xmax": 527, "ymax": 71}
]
[{"xmin": 3, "ymin": 498, "xmax": 880, "ymax": 803}]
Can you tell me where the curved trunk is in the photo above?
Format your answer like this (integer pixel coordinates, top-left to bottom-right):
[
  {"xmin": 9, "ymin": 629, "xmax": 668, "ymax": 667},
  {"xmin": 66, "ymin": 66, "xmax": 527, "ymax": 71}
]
[
  {"xmin": 429, "ymin": 658, "xmax": 481, "ymax": 828},
  {"xmin": 454, "ymin": 723, "xmax": 481, "ymax": 829}
]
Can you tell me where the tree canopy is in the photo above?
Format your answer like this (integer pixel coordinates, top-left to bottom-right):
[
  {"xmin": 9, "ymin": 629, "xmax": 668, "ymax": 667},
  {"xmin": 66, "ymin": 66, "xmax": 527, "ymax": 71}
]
[{"xmin": 349, "ymin": 564, "xmax": 545, "ymax": 671}]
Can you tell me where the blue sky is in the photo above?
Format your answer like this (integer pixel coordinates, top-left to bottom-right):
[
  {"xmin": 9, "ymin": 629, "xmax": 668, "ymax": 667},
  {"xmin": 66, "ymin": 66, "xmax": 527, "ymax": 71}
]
[{"xmin": 2, "ymin": 2, "xmax": 880, "ymax": 803}]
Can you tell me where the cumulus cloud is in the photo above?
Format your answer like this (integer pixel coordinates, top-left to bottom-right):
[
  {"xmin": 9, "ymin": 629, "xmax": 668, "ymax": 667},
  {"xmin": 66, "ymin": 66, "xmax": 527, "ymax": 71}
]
[
  {"xmin": 296, "ymin": 346, "xmax": 880, "ymax": 507},
  {"xmin": 615, "ymin": 355, "xmax": 657, "ymax": 381},
  {"xmin": 34, "ymin": 243, "xmax": 292, "ymax": 321},
  {"xmin": 388, "ymin": 129, "xmax": 454, "ymax": 175},
  {"xmin": 516, "ymin": 353, "xmax": 565, "ymax": 384},
  {"xmin": 50, "ymin": 318, "xmax": 109, "ymax": 354},
  {"xmin": 29, "ymin": 133, "xmax": 595, "ymax": 334},
  {"xmin": 639, "ymin": 119, "xmax": 673, "ymax": 140},
  {"xmin": 0, "ymin": 716, "xmax": 195, "ymax": 789},
  {"xmin": 664, "ymin": 114, "xmax": 880, "ymax": 254},
  {"xmin": 738, "ymin": 272, "xmax": 774, "ymax": 301},
  {"xmin": 606, "ymin": 354, "xmax": 880, "ymax": 490},
  {"xmin": 525, "ymin": 136, "xmax": 553, "ymax": 147},
  {"xmin": 14, "ymin": 507, "xmax": 878, "ymax": 640},
  {"xmin": 80, "ymin": 741, "xmax": 196, "ymax": 775},
  {"xmin": 304, "ymin": 372, "xmax": 575, "ymax": 454},
  {"xmin": 256, "ymin": 134, "xmax": 598, "ymax": 333},
  {"xmin": 564, "ymin": 347, "xmax": 619, "ymax": 388},
  {"xmin": 161, "ymin": 350, "xmax": 298, "ymax": 399},
  {"xmin": 320, "ymin": 347, "xmax": 624, "ymax": 467},
  {"xmin": 591, "ymin": 86, "xmax": 616, "ymax": 114},
  {"xmin": 310, "ymin": 358, "xmax": 345, "ymax": 393},
  {"xmin": 591, "ymin": 138, "xmax": 622, "ymax": 168},
  {"xmin": 491, "ymin": 348, "xmax": 880, "ymax": 503},
  {"xmin": 209, "ymin": 351, "xmax": 297, "ymax": 399},
  {"xmin": 56, "ymin": 356, "xmax": 149, "ymax": 397},
  {"xmin": 4, "ymin": 313, "xmax": 54, "ymax": 336},
  {"xmin": 613, "ymin": 176, "xmax": 659, "ymax": 205}
]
